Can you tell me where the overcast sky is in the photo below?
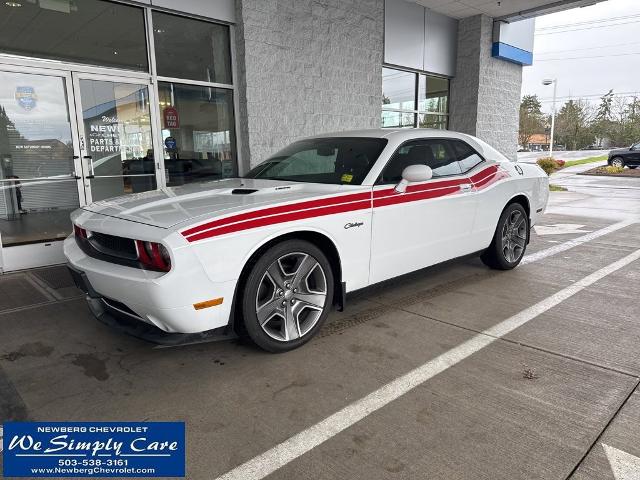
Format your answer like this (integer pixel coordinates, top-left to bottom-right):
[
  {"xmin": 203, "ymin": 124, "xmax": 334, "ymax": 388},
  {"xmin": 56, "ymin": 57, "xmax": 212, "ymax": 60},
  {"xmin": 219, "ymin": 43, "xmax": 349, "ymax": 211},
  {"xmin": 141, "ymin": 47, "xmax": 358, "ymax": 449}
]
[{"xmin": 521, "ymin": 0, "xmax": 640, "ymax": 114}]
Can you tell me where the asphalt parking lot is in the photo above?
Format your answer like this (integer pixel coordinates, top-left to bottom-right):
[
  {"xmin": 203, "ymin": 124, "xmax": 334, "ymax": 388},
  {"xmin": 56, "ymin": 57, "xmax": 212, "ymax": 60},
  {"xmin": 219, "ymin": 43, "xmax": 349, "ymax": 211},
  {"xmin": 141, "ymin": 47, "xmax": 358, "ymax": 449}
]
[{"xmin": 1, "ymin": 170, "xmax": 639, "ymax": 479}]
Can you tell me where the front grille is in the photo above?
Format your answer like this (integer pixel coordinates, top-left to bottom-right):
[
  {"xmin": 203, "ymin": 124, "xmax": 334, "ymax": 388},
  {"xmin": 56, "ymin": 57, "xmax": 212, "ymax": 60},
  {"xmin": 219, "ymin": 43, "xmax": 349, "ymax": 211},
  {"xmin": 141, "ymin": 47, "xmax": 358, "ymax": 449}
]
[{"xmin": 88, "ymin": 232, "xmax": 138, "ymax": 260}]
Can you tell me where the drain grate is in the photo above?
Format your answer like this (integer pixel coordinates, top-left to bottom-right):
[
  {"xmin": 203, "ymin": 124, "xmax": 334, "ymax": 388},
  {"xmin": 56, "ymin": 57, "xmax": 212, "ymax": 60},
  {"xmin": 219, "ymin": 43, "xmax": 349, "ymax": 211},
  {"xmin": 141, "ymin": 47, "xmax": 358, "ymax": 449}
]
[
  {"xmin": 31, "ymin": 266, "xmax": 76, "ymax": 290},
  {"xmin": 0, "ymin": 275, "xmax": 49, "ymax": 312}
]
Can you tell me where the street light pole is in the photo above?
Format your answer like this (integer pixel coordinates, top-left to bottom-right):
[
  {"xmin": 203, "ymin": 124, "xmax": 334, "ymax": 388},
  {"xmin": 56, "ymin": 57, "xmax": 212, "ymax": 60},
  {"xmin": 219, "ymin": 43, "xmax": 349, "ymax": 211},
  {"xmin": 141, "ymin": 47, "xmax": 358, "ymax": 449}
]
[{"xmin": 543, "ymin": 78, "xmax": 557, "ymax": 158}]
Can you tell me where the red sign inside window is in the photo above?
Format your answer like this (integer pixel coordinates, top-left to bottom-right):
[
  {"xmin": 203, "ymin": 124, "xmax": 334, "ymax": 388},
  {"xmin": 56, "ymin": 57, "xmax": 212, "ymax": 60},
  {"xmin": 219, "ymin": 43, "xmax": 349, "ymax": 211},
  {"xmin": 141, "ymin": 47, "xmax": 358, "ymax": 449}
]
[{"xmin": 163, "ymin": 107, "xmax": 179, "ymax": 129}]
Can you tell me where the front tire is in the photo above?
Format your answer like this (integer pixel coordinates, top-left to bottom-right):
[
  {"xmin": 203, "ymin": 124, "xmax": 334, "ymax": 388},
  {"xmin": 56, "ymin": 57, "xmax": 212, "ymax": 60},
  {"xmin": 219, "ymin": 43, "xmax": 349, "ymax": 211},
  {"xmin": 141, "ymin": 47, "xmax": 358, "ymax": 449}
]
[
  {"xmin": 481, "ymin": 203, "xmax": 529, "ymax": 270},
  {"xmin": 241, "ymin": 240, "xmax": 334, "ymax": 353},
  {"xmin": 610, "ymin": 156, "xmax": 625, "ymax": 168}
]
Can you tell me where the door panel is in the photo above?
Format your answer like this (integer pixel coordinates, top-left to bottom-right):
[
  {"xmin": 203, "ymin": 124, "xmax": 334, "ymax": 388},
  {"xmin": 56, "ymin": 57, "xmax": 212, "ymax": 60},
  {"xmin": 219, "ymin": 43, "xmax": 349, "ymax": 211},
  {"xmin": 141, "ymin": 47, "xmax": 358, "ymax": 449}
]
[
  {"xmin": 370, "ymin": 179, "xmax": 476, "ymax": 283},
  {"xmin": 0, "ymin": 68, "xmax": 83, "ymax": 271},
  {"xmin": 73, "ymin": 76, "xmax": 156, "ymax": 203}
]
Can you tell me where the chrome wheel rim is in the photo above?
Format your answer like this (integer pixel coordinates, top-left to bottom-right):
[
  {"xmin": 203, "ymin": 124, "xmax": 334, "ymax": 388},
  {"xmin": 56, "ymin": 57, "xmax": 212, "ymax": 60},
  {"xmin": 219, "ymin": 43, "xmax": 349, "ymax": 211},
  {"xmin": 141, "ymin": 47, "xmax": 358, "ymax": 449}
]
[
  {"xmin": 255, "ymin": 252, "xmax": 327, "ymax": 342},
  {"xmin": 501, "ymin": 210, "xmax": 527, "ymax": 263},
  {"xmin": 612, "ymin": 158, "xmax": 623, "ymax": 167}
]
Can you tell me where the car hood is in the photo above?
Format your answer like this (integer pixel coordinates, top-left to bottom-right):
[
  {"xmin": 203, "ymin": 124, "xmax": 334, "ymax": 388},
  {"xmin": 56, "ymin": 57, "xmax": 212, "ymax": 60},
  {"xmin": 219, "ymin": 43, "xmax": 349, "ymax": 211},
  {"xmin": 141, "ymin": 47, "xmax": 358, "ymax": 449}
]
[{"xmin": 82, "ymin": 178, "xmax": 366, "ymax": 229}]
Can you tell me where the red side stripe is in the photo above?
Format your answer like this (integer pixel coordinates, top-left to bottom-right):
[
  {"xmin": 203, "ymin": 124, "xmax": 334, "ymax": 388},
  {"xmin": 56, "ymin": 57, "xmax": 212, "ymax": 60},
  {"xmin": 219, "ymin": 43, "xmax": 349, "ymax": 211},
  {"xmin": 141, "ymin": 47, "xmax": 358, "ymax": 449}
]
[
  {"xmin": 469, "ymin": 164, "xmax": 499, "ymax": 183},
  {"xmin": 182, "ymin": 165, "xmax": 509, "ymax": 243},
  {"xmin": 185, "ymin": 200, "xmax": 371, "ymax": 242},
  {"xmin": 373, "ymin": 186, "xmax": 460, "ymax": 207},
  {"xmin": 182, "ymin": 191, "xmax": 370, "ymax": 237}
]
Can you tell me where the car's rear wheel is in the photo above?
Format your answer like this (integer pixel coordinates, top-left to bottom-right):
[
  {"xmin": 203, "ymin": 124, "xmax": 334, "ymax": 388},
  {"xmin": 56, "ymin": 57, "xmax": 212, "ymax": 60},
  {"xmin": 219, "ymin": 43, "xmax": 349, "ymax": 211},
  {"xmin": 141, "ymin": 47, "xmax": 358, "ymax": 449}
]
[
  {"xmin": 241, "ymin": 240, "xmax": 334, "ymax": 352},
  {"xmin": 481, "ymin": 203, "xmax": 529, "ymax": 270},
  {"xmin": 611, "ymin": 156, "xmax": 625, "ymax": 168},
  {"xmin": 629, "ymin": 166, "xmax": 638, "ymax": 169}
]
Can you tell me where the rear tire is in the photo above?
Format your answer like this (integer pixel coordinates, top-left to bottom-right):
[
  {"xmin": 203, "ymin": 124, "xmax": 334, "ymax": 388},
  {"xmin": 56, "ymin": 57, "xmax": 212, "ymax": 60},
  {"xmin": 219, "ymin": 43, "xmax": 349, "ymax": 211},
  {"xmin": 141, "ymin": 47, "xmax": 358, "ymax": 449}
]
[
  {"xmin": 481, "ymin": 203, "xmax": 529, "ymax": 270},
  {"xmin": 629, "ymin": 166, "xmax": 638, "ymax": 169},
  {"xmin": 241, "ymin": 240, "xmax": 334, "ymax": 353},
  {"xmin": 610, "ymin": 156, "xmax": 625, "ymax": 168}
]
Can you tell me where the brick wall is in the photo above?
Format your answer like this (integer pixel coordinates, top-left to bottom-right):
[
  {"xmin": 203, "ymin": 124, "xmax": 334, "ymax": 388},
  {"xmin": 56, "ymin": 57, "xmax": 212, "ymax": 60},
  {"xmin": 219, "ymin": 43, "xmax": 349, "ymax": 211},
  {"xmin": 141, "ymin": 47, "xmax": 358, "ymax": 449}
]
[
  {"xmin": 235, "ymin": 0, "xmax": 384, "ymax": 168},
  {"xmin": 449, "ymin": 15, "xmax": 522, "ymax": 161}
]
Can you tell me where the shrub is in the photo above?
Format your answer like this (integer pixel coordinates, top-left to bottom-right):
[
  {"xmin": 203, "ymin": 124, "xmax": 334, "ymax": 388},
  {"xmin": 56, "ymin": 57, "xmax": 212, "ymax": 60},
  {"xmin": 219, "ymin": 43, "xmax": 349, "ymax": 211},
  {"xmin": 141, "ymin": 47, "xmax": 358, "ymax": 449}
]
[
  {"xmin": 554, "ymin": 159, "xmax": 565, "ymax": 168},
  {"xmin": 604, "ymin": 166, "xmax": 624, "ymax": 174},
  {"xmin": 536, "ymin": 157, "xmax": 558, "ymax": 175}
]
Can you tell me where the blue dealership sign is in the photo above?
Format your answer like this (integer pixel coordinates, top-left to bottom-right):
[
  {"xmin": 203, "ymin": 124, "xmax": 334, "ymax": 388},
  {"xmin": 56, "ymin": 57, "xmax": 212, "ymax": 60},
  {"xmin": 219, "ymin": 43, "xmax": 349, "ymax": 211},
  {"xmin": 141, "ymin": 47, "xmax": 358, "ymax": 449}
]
[{"xmin": 2, "ymin": 422, "xmax": 185, "ymax": 477}]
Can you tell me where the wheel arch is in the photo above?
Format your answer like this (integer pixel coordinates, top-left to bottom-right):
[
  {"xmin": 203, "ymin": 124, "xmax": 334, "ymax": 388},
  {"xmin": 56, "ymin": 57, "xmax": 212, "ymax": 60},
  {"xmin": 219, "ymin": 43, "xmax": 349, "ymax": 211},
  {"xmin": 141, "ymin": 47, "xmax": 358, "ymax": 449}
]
[
  {"xmin": 503, "ymin": 193, "xmax": 532, "ymax": 244},
  {"xmin": 505, "ymin": 193, "xmax": 531, "ymax": 220},
  {"xmin": 230, "ymin": 229, "xmax": 344, "ymax": 335}
]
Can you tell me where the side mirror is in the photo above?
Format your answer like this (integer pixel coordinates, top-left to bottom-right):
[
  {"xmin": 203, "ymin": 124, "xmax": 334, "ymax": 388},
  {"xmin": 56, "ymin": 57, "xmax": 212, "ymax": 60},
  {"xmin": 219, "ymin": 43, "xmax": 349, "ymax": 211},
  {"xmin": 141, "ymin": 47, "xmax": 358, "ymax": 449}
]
[{"xmin": 394, "ymin": 164, "xmax": 433, "ymax": 193}]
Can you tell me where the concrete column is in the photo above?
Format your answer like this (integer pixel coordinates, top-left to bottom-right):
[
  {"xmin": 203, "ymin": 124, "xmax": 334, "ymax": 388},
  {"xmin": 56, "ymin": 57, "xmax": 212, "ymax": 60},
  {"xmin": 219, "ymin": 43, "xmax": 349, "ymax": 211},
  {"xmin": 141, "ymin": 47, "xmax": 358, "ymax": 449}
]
[
  {"xmin": 234, "ymin": 0, "xmax": 384, "ymax": 168},
  {"xmin": 449, "ymin": 14, "xmax": 522, "ymax": 161}
]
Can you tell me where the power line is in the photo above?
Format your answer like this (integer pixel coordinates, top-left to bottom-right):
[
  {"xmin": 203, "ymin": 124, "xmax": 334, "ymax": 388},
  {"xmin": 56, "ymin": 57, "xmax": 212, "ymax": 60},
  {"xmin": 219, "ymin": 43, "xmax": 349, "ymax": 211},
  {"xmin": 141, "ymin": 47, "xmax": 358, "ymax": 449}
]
[
  {"xmin": 535, "ymin": 41, "xmax": 640, "ymax": 56},
  {"xmin": 536, "ymin": 19, "xmax": 640, "ymax": 35},
  {"xmin": 535, "ymin": 51, "xmax": 640, "ymax": 62},
  {"xmin": 536, "ymin": 13, "xmax": 640, "ymax": 30}
]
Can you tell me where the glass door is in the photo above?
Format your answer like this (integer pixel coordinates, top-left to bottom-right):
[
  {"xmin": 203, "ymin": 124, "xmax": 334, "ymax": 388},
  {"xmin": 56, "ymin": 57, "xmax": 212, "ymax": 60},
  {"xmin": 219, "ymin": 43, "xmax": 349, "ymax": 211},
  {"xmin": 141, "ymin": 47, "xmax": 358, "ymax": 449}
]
[
  {"xmin": 72, "ymin": 74, "xmax": 157, "ymax": 203},
  {"xmin": 0, "ymin": 66, "xmax": 84, "ymax": 272}
]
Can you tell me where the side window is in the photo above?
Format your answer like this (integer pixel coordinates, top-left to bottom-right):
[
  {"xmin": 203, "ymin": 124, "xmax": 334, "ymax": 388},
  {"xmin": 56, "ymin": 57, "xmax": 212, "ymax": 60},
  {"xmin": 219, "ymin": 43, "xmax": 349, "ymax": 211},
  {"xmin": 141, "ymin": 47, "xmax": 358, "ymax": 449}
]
[
  {"xmin": 427, "ymin": 141, "xmax": 462, "ymax": 177},
  {"xmin": 378, "ymin": 140, "xmax": 462, "ymax": 184},
  {"xmin": 451, "ymin": 140, "xmax": 484, "ymax": 172}
]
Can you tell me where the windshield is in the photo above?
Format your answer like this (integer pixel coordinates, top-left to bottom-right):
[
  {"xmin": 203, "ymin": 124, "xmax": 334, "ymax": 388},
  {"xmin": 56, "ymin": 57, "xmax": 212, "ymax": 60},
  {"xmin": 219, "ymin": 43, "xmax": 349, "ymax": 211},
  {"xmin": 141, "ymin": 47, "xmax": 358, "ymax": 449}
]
[{"xmin": 244, "ymin": 137, "xmax": 388, "ymax": 185}]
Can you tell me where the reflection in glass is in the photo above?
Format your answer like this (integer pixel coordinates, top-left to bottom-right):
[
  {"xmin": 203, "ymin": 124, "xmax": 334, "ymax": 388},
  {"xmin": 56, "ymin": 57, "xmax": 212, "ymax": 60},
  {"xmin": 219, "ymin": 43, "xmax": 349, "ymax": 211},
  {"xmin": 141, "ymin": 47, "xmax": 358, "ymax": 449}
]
[
  {"xmin": 382, "ymin": 68, "xmax": 416, "ymax": 110},
  {"xmin": 158, "ymin": 82, "xmax": 236, "ymax": 186},
  {"xmin": 418, "ymin": 113, "xmax": 448, "ymax": 130},
  {"xmin": 79, "ymin": 79, "xmax": 156, "ymax": 202},
  {"xmin": 153, "ymin": 12, "xmax": 232, "ymax": 84},
  {"xmin": 418, "ymin": 75, "xmax": 449, "ymax": 113},
  {"xmin": 0, "ymin": 0, "xmax": 147, "ymax": 71},
  {"xmin": 0, "ymin": 71, "xmax": 79, "ymax": 246},
  {"xmin": 382, "ymin": 111, "xmax": 415, "ymax": 129}
]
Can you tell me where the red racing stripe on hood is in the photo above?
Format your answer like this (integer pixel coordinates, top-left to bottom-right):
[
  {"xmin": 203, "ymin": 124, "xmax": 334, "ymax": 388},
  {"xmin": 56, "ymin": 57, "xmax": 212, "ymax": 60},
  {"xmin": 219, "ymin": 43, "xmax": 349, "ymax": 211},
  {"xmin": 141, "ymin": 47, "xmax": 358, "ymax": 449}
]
[{"xmin": 182, "ymin": 191, "xmax": 371, "ymax": 238}]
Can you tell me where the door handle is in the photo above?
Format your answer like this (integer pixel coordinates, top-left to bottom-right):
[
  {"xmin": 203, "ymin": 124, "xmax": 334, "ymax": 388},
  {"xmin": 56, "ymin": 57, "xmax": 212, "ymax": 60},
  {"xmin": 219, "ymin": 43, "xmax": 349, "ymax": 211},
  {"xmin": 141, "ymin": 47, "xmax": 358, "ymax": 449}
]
[
  {"xmin": 71, "ymin": 172, "xmax": 82, "ymax": 180},
  {"xmin": 459, "ymin": 183, "xmax": 474, "ymax": 192},
  {"xmin": 82, "ymin": 155, "xmax": 95, "ymax": 177}
]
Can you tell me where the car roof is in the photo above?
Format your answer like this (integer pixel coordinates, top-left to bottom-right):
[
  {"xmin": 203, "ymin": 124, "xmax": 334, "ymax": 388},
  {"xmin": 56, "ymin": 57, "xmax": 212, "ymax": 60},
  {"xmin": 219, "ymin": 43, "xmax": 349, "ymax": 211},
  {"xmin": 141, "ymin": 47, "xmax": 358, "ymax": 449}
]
[
  {"xmin": 299, "ymin": 128, "xmax": 511, "ymax": 165},
  {"xmin": 310, "ymin": 128, "xmax": 475, "ymax": 142}
]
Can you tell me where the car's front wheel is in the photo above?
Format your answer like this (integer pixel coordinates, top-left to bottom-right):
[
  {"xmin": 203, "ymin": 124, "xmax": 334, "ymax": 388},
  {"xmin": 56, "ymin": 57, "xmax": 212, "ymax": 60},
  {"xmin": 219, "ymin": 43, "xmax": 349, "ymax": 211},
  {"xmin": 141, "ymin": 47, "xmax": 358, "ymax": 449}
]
[
  {"xmin": 241, "ymin": 240, "xmax": 334, "ymax": 352},
  {"xmin": 610, "ymin": 156, "xmax": 625, "ymax": 168},
  {"xmin": 481, "ymin": 203, "xmax": 529, "ymax": 270}
]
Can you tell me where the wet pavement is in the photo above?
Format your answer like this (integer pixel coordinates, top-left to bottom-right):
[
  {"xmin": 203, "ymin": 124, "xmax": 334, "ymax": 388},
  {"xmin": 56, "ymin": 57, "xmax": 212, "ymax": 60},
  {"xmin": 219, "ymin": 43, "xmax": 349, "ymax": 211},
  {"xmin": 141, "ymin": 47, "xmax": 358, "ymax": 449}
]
[{"xmin": 1, "ymin": 170, "xmax": 639, "ymax": 480}]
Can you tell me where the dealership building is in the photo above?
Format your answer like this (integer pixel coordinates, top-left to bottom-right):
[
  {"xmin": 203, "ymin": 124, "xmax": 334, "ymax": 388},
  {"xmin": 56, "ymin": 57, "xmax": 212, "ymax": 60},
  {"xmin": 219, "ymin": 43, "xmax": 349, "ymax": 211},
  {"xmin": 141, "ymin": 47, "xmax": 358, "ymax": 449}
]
[{"xmin": 0, "ymin": 0, "xmax": 601, "ymax": 272}]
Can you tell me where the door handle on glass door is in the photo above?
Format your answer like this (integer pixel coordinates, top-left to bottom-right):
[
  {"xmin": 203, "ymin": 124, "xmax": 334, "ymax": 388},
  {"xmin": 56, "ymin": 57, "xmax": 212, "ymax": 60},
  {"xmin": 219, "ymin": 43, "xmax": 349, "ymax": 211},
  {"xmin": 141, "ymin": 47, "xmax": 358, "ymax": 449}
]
[{"xmin": 460, "ymin": 184, "xmax": 474, "ymax": 192}]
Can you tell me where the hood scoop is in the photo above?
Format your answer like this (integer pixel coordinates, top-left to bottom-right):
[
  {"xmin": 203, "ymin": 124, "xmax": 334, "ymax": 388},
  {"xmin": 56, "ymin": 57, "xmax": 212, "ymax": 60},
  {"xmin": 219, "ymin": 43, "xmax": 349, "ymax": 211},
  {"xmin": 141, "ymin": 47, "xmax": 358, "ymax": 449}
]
[{"xmin": 231, "ymin": 188, "xmax": 258, "ymax": 195}]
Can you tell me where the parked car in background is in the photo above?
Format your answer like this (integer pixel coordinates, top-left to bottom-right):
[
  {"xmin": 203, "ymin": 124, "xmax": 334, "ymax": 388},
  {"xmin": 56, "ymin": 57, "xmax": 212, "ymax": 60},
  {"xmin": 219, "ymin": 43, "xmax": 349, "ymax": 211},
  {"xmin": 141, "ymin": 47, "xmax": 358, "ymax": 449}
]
[
  {"xmin": 608, "ymin": 142, "xmax": 640, "ymax": 169},
  {"xmin": 65, "ymin": 129, "xmax": 549, "ymax": 352}
]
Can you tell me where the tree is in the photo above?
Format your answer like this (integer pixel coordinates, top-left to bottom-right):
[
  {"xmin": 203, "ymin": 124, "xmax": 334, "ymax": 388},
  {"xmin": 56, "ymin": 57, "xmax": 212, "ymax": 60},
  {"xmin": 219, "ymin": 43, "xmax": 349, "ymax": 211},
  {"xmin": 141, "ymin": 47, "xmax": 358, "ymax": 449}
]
[
  {"xmin": 555, "ymin": 99, "xmax": 595, "ymax": 150},
  {"xmin": 518, "ymin": 95, "xmax": 544, "ymax": 148}
]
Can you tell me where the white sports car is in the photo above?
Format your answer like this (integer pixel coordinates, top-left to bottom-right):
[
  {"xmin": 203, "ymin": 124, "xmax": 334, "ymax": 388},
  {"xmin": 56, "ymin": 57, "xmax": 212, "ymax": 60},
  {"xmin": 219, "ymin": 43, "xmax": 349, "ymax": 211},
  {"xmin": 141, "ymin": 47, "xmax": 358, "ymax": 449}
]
[{"xmin": 65, "ymin": 129, "xmax": 548, "ymax": 352}]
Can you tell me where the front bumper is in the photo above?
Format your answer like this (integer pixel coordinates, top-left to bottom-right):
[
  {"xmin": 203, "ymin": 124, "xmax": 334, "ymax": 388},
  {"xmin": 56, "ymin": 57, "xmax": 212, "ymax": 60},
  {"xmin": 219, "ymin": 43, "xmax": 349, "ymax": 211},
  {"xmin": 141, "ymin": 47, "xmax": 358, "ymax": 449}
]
[
  {"xmin": 68, "ymin": 264, "xmax": 236, "ymax": 346},
  {"xmin": 64, "ymin": 235, "xmax": 237, "ymax": 335}
]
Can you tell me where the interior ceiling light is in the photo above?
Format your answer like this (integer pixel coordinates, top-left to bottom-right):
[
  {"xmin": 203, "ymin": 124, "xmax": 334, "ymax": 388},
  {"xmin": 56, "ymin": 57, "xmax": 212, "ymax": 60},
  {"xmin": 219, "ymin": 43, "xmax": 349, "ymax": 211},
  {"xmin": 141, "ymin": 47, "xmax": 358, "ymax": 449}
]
[{"xmin": 5, "ymin": 1, "xmax": 23, "ymax": 6}]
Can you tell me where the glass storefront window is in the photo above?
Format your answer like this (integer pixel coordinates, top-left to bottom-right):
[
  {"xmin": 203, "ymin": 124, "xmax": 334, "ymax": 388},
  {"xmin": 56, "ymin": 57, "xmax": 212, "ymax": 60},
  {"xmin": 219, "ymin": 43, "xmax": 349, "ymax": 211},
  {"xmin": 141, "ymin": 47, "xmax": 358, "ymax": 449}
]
[
  {"xmin": 153, "ymin": 12, "xmax": 232, "ymax": 84},
  {"xmin": 382, "ymin": 68, "xmax": 416, "ymax": 110},
  {"xmin": 158, "ymin": 82, "xmax": 236, "ymax": 186},
  {"xmin": 382, "ymin": 111, "xmax": 415, "ymax": 129},
  {"xmin": 0, "ymin": 70, "xmax": 79, "ymax": 246},
  {"xmin": 382, "ymin": 67, "xmax": 449, "ymax": 130},
  {"xmin": 78, "ymin": 79, "xmax": 156, "ymax": 202},
  {"xmin": 418, "ymin": 113, "xmax": 448, "ymax": 130},
  {"xmin": 418, "ymin": 75, "xmax": 449, "ymax": 113},
  {"xmin": 0, "ymin": 0, "xmax": 147, "ymax": 71}
]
